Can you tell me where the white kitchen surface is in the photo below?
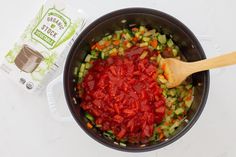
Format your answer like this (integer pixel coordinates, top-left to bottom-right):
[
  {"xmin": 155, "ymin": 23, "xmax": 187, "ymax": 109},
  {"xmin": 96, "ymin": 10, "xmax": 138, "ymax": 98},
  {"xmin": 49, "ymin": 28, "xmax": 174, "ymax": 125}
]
[{"xmin": 0, "ymin": 0, "xmax": 236, "ymax": 157}]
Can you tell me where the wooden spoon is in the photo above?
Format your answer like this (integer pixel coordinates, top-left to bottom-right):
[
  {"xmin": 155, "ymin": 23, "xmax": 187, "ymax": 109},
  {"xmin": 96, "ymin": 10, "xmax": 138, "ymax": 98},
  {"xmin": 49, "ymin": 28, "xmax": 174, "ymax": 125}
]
[{"xmin": 162, "ymin": 51, "xmax": 236, "ymax": 88}]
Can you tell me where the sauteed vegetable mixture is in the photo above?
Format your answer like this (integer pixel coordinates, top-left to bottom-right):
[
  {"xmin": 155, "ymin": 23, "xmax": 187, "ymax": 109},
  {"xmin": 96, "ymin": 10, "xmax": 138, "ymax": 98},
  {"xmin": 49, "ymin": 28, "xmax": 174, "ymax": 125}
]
[{"xmin": 75, "ymin": 25, "xmax": 194, "ymax": 146}]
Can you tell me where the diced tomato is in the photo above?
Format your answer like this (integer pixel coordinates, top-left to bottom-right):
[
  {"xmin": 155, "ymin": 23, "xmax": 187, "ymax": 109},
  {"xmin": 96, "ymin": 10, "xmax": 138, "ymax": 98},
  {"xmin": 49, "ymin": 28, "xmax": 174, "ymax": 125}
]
[
  {"xmin": 127, "ymin": 119, "xmax": 135, "ymax": 132},
  {"xmin": 113, "ymin": 115, "xmax": 124, "ymax": 123},
  {"xmin": 117, "ymin": 128, "xmax": 126, "ymax": 139},
  {"xmin": 80, "ymin": 46, "xmax": 166, "ymax": 143}
]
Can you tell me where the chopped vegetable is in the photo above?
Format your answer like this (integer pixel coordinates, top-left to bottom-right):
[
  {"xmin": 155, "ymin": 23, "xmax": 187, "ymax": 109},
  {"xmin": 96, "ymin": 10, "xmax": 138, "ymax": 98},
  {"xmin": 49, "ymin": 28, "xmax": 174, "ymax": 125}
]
[
  {"xmin": 175, "ymin": 108, "xmax": 184, "ymax": 115},
  {"xmin": 85, "ymin": 63, "xmax": 92, "ymax": 69},
  {"xmin": 156, "ymin": 45, "xmax": 163, "ymax": 51},
  {"xmin": 85, "ymin": 54, "xmax": 91, "ymax": 62},
  {"xmin": 167, "ymin": 39, "xmax": 174, "ymax": 47},
  {"xmin": 87, "ymin": 122, "xmax": 93, "ymax": 129},
  {"xmin": 158, "ymin": 34, "xmax": 167, "ymax": 44},
  {"xmin": 172, "ymin": 48, "xmax": 178, "ymax": 57},
  {"xmin": 139, "ymin": 51, "xmax": 148, "ymax": 59},
  {"xmin": 101, "ymin": 52, "xmax": 106, "ymax": 59},
  {"xmin": 80, "ymin": 63, "xmax": 85, "ymax": 73},
  {"xmin": 76, "ymin": 25, "xmax": 194, "ymax": 145},
  {"xmin": 85, "ymin": 112, "xmax": 94, "ymax": 122},
  {"xmin": 119, "ymin": 142, "xmax": 127, "ymax": 147},
  {"xmin": 140, "ymin": 42, "xmax": 148, "ymax": 47}
]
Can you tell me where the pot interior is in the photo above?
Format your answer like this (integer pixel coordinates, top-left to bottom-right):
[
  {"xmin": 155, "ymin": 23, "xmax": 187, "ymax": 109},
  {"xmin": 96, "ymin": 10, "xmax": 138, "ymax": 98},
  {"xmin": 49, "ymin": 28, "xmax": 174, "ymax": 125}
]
[{"xmin": 64, "ymin": 8, "xmax": 209, "ymax": 152}]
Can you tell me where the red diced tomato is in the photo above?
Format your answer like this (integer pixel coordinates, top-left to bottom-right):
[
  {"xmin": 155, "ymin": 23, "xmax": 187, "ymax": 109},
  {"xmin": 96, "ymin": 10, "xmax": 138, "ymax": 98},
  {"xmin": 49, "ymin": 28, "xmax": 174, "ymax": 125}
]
[
  {"xmin": 80, "ymin": 46, "xmax": 166, "ymax": 143},
  {"xmin": 113, "ymin": 115, "xmax": 124, "ymax": 123},
  {"xmin": 117, "ymin": 128, "xmax": 126, "ymax": 139}
]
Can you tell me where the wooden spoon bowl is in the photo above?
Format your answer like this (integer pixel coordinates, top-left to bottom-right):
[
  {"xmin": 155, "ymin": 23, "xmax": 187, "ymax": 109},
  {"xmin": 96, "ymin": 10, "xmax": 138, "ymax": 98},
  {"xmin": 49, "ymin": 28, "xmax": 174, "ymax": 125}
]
[{"xmin": 162, "ymin": 51, "xmax": 236, "ymax": 88}]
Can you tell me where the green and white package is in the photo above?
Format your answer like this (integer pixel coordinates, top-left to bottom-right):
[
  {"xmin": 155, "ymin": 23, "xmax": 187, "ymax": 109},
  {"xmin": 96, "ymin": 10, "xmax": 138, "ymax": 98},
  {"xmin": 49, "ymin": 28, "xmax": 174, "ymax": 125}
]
[{"xmin": 0, "ymin": 0, "xmax": 86, "ymax": 93}]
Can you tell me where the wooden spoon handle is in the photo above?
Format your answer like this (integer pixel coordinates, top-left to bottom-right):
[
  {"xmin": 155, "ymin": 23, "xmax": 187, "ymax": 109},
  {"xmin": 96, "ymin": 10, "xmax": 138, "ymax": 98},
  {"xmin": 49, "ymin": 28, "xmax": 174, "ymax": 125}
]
[{"xmin": 187, "ymin": 51, "xmax": 236, "ymax": 74}]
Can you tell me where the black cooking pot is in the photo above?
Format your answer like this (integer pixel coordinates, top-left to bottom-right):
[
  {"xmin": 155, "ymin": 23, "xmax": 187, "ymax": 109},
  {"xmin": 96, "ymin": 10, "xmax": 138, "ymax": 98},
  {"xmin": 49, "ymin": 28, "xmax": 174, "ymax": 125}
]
[{"xmin": 64, "ymin": 8, "xmax": 209, "ymax": 152}]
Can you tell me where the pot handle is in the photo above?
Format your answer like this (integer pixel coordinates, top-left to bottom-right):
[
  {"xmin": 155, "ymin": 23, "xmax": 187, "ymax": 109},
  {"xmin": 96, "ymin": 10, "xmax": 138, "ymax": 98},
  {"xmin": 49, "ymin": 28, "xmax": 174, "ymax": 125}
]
[{"xmin": 46, "ymin": 75, "xmax": 73, "ymax": 122}]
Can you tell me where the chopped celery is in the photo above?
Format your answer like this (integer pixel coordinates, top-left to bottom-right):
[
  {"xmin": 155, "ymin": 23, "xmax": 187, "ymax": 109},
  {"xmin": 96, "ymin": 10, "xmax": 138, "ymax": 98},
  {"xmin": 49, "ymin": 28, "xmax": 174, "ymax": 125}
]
[
  {"xmin": 156, "ymin": 54, "xmax": 162, "ymax": 63},
  {"xmin": 115, "ymin": 31, "xmax": 122, "ymax": 40},
  {"xmin": 101, "ymin": 52, "xmax": 106, "ymax": 59},
  {"xmin": 91, "ymin": 50, "xmax": 97, "ymax": 56},
  {"xmin": 160, "ymin": 124, "xmax": 169, "ymax": 130},
  {"xmin": 173, "ymin": 45, "xmax": 180, "ymax": 57},
  {"xmin": 158, "ymin": 75, "xmax": 168, "ymax": 83},
  {"xmin": 169, "ymin": 120, "xmax": 181, "ymax": 132},
  {"xmin": 168, "ymin": 89, "xmax": 177, "ymax": 97},
  {"xmin": 96, "ymin": 124, "xmax": 102, "ymax": 128},
  {"xmin": 167, "ymin": 39, "xmax": 174, "ymax": 47},
  {"xmin": 171, "ymin": 104, "xmax": 176, "ymax": 110},
  {"xmin": 135, "ymin": 32, "xmax": 141, "ymax": 38},
  {"xmin": 185, "ymin": 84, "xmax": 193, "ymax": 90},
  {"xmin": 180, "ymin": 90, "xmax": 188, "ymax": 98},
  {"xmin": 109, "ymin": 48, "xmax": 118, "ymax": 55},
  {"xmin": 158, "ymin": 34, "xmax": 167, "ymax": 44},
  {"xmin": 85, "ymin": 54, "xmax": 91, "ymax": 62},
  {"xmin": 140, "ymin": 51, "xmax": 148, "ymax": 59},
  {"xmin": 165, "ymin": 115, "xmax": 172, "ymax": 122},
  {"xmin": 162, "ymin": 90, "xmax": 168, "ymax": 98},
  {"xmin": 148, "ymin": 45, "xmax": 154, "ymax": 51},
  {"xmin": 150, "ymin": 56, "xmax": 156, "ymax": 61},
  {"xmin": 156, "ymin": 45, "xmax": 163, "ymax": 50},
  {"xmin": 80, "ymin": 63, "xmax": 85, "ymax": 73},
  {"xmin": 167, "ymin": 97, "xmax": 177, "ymax": 106},
  {"xmin": 140, "ymin": 42, "xmax": 148, "ymax": 47},
  {"xmin": 142, "ymin": 37, "xmax": 150, "ymax": 42},
  {"xmin": 85, "ymin": 112, "xmax": 94, "ymax": 122},
  {"xmin": 91, "ymin": 51, "xmax": 98, "ymax": 59},
  {"xmin": 169, "ymin": 127, "xmax": 175, "ymax": 134},
  {"xmin": 107, "ymin": 130, "xmax": 113, "ymax": 134},
  {"xmin": 157, "ymin": 68, "xmax": 164, "ymax": 74},
  {"xmin": 125, "ymin": 33, "xmax": 132, "ymax": 40},
  {"xmin": 172, "ymin": 48, "xmax": 178, "ymax": 57},
  {"xmin": 185, "ymin": 97, "xmax": 194, "ymax": 108},
  {"xmin": 78, "ymin": 72, "xmax": 83, "ymax": 78},
  {"xmin": 143, "ymin": 29, "xmax": 156, "ymax": 37},
  {"xmin": 98, "ymin": 40, "xmax": 105, "ymax": 46},
  {"xmin": 119, "ymin": 142, "xmax": 127, "ymax": 147},
  {"xmin": 85, "ymin": 63, "xmax": 92, "ymax": 69},
  {"xmin": 139, "ymin": 26, "xmax": 147, "ymax": 32},
  {"xmin": 103, "ymin": 132, "xmax": 112, "ymax": 139},
  {"xmin": 160, "ymin": 84, "xmax": 167, "ymax": 89},
  {"xmin": 163, "ymin": 130, "xmax": 170, "ymax": 137},
  {"xmin": 118, "ymin": 47, "xmax": 124, "ymax": 55},
  {"xmin": 175, "ymin": 108, "xmax": 184, "ymax": 115},
  {"xmin": 106, "ymin": 35, "xmax": 112, "ymax": 40}
]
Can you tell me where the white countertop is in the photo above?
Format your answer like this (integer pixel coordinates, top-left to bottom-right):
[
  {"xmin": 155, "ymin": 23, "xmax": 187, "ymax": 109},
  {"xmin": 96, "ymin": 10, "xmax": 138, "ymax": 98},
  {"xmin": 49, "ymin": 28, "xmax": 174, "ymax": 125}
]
[{"xmin": 1, "ymin": 0, "xmax": 236, "ymax": 157}]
